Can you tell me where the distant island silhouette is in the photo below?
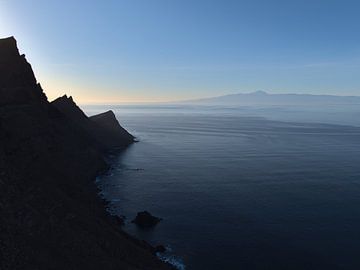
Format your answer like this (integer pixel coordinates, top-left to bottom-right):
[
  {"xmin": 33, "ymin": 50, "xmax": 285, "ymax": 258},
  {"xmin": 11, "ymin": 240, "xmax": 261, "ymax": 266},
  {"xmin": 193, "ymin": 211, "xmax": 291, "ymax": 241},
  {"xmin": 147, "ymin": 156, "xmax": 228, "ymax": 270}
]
[{"xmin": 180, "ymin": 91, "xmax": 360, "ymax": 105}]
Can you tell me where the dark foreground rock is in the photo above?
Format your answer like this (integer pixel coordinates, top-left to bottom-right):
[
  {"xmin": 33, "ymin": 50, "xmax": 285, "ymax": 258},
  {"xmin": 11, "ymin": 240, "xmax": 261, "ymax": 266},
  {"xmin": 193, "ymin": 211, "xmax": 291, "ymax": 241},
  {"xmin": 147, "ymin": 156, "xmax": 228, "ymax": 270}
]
[
  {"xmin": 0, "ymin": 36, "xmax": 171, "ymax": 270},
  {"xmin": 132, "ymin": 211, "xmax": 162, "ymax": 228}
]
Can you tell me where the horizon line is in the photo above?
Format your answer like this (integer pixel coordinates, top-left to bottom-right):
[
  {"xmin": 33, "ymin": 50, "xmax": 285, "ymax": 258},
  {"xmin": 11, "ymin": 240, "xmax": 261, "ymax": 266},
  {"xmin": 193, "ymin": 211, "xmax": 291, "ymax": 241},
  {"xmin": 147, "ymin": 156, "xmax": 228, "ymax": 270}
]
[{"xmin": 74, "ymin": 90, "xmax": 360, "ymax": 106}]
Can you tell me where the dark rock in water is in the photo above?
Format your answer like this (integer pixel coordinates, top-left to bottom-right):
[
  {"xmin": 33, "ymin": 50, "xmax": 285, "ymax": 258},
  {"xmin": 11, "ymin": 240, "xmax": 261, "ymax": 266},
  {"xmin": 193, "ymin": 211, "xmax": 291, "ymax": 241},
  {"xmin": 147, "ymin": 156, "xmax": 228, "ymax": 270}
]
[
  {"xmin": 132, "ymin": 211, "xmax": 162, "ymax": 227},
  {"xmin": 0, "ymin": 36, "xmax": 171, "ymax": 270}
]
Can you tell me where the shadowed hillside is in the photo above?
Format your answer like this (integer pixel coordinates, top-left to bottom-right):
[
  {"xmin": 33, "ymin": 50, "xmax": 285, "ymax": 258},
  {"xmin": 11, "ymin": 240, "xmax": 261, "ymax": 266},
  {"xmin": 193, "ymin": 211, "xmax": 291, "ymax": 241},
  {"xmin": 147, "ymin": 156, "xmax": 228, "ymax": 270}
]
[
  {"xmin": 0, "ymin": 36, "xmax": 171, "ymax": 270},
  {"xmin": 52, "ymin": 95, "xmax": 134, "ymax": 150}
]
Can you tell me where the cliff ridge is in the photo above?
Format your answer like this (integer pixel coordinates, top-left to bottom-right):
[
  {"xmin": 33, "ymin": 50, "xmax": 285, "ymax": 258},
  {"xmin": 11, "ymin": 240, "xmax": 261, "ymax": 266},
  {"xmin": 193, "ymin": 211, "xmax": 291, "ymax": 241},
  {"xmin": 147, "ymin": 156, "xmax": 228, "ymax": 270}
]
[{"xmin": 0, "ymin": 36, "xmax": 170, "ymax": 270}]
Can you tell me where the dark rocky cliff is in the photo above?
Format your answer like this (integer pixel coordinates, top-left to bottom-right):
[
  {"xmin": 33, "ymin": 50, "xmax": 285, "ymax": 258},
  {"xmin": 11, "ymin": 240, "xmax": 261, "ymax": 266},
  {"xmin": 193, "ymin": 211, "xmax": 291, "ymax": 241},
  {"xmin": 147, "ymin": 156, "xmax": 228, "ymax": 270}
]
[
  {"xmin": 0, "ymin": 37, "xmax": 46, "ymax": 105},
  {"xmin": 89, "ymin": 110, "xmax": 134, "ymax": 148},
  {"xmin": 0, "ymin": 37, "xmax": 170, "ymax": 270},
  {"xmin": 52, "ymin": 95, "xmax": 134, "ymax": 150}
]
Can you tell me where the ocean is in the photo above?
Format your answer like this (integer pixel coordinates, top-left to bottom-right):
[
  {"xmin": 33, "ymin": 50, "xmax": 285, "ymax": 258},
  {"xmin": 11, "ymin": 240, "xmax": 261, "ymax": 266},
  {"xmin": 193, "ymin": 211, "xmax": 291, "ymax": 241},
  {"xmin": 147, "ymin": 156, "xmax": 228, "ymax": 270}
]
[{"xmin": 84, "ymin": 105, "xmax": 360, "ymax": 270}]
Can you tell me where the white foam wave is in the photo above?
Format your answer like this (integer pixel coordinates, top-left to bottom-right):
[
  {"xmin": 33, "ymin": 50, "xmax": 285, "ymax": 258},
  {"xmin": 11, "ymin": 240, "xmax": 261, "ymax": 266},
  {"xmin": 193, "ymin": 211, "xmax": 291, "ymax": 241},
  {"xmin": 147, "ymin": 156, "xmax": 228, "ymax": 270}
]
[{"xmin": 157, "ymin": 252, "xmax": 186, "ymax": 270}]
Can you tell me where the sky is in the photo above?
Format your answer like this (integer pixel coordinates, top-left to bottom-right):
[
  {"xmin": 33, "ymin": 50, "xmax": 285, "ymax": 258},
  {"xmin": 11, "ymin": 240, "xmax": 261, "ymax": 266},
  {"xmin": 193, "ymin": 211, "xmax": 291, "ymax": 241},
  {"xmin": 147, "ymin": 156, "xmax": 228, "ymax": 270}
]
[{"xmin": 1, "ymin": 0, "xmax": 360, "ymax": 103}]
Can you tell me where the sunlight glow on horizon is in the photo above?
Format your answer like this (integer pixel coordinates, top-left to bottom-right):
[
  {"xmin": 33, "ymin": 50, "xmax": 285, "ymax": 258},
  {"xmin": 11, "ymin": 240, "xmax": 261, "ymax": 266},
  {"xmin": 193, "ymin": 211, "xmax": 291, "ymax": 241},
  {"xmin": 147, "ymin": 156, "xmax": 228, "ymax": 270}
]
[
  {"xmin": 1, "ymin": 1, "xmax": 360, "ymax": 102},
  {"xmin": 42, "ymin": 78, "xmax": 201, "ymax": 104}
]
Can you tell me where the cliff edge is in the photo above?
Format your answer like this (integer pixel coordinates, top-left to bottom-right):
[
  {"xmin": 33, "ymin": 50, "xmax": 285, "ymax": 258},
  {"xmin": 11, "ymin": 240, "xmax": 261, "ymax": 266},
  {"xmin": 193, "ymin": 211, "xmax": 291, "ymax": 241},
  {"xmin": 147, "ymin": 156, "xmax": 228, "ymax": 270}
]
[
  {"xmin": 52, "ymin": 95, "xmax": 134, "ymax": 150},
  {"xmin": 0, "ymin": 37, "xmax": 170, "ymax": 270}
]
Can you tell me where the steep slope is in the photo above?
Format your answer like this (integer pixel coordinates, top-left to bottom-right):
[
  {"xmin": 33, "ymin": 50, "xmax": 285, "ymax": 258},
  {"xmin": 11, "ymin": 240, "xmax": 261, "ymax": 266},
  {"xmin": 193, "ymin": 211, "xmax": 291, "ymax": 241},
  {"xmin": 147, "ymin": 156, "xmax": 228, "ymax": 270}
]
[
  {"xmin": 89, "ymin": 110, "xmax": 134, "ymax": 147},
  {"xmin": 52, "ymin": 95, "xmax": 134, "ymax": 150},
  {"xmin": 0, "ymin": 36, "xmax": 46, "ymax": 105},
  {"xmin": 0, "ymin": 37, "xmax": 170, "ymax": 270}
]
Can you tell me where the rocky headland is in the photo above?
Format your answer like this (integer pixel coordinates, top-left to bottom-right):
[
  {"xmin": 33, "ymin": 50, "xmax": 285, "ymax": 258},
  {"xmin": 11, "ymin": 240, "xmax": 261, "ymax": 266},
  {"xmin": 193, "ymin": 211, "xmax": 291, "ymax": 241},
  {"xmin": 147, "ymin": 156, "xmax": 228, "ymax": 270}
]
[{"xmin": 0, "ymin": 36, "xmax": 171, "ymax": 270}]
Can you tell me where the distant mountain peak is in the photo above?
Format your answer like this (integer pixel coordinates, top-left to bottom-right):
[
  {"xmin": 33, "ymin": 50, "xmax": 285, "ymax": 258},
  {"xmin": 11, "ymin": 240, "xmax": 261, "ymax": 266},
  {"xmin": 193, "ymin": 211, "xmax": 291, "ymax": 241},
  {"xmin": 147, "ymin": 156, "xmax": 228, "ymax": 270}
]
[
  {"xmin": 181, "ymin": 90, "xmax": 360, "ymax": 105},
  {"xmin": 251, "ymin": 90, "xmax": 268, "ymax": 95}
]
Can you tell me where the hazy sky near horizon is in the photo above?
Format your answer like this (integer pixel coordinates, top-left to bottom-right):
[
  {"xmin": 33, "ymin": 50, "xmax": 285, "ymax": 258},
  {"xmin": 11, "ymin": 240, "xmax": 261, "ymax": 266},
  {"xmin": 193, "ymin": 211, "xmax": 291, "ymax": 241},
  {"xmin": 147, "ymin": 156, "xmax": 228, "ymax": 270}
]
[{"xmin": 1, "ymin": 0, "xmax": 360, "ymax": 103}]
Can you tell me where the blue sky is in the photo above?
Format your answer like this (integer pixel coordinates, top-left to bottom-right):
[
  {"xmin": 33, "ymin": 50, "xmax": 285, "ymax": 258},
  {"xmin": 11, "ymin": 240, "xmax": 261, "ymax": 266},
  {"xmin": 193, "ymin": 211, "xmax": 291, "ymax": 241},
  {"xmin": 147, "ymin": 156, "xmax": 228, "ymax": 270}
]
[{"xmin": 1, "ymin": 0, "xmax": 360, "ymax": 103}]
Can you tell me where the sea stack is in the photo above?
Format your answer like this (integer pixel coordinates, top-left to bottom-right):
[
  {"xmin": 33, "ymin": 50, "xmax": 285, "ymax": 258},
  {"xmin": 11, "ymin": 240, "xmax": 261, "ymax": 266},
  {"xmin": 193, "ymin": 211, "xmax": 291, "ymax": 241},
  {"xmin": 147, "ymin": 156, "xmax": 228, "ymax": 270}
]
[{"xmin": 132, "ymin": 211, "xmax": 162, "ymax": 228}]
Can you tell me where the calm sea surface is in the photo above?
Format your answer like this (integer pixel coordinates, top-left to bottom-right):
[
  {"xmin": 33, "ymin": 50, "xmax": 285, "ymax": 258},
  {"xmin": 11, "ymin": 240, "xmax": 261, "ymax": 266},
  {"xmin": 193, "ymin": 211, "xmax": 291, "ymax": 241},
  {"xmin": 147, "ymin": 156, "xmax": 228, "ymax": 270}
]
[{"xmin": 84, "ymin": 105, "xmax": 360, "ymax": 270}]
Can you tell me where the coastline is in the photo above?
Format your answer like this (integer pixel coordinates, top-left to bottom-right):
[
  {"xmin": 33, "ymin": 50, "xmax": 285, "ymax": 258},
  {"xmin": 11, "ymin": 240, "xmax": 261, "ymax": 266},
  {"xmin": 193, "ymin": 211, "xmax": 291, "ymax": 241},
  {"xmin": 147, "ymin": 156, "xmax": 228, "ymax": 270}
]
[
  {"xmin": 0, "ymin": 36, "xmax": 172, "ymax": 269},
  {"xmin": 96, "ymin": 143, "xmax": 187, "ymax": 270}
]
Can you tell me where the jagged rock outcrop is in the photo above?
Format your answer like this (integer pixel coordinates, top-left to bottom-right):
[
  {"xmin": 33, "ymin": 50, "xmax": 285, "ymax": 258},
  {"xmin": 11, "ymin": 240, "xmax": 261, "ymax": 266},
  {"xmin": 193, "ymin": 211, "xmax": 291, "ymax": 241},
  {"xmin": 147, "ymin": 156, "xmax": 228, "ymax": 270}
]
[
  {"xmin": 52, "ymin": 95, "xmax": 134, "ymax": 150},
  {"xmin": 0, "ymin": 37, "xmax": 47, "ymax": 105},
  {"xmin": 89, "ymin": 110, "xmax": 134, "ymax": 147},
  {"xmin": 0, "ymin": 37, "xmax": 171, "ymax": 270}
]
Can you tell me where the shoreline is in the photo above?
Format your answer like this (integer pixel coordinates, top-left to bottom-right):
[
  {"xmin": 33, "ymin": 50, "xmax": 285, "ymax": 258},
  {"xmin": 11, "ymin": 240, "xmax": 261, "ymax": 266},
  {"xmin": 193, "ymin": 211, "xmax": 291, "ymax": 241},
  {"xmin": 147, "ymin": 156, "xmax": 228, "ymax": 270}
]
[
  {"xmin": 96, "ymin": 146, "xmax": 186, "ymax": 270},
  {"xmin": 0, "ymin": 36, "xmax": 172, "ymax": 270}
]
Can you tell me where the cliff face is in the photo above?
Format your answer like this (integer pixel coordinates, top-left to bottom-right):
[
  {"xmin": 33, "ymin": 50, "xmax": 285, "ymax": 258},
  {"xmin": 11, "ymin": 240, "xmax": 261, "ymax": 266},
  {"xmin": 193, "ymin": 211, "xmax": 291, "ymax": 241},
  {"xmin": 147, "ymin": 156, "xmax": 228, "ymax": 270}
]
[
  {"xmin": 0, "ymin": 37, "xmax": 170, "ymax": 270},
  {"xmin": 89, "ymin": 110, "xmax": 134, "ymax": 148},
  {"xmin": 52, "ymin": 95, "xmax": 134, "ymax": 150},
  {"xmin": 0, "ymin": 37, "xmax": 46, "ymax": 105}
]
